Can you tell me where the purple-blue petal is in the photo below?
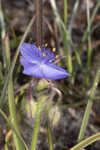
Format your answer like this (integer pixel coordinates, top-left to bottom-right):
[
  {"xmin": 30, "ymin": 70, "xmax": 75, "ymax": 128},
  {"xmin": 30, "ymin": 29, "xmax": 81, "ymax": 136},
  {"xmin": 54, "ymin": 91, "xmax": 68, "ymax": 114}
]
[
  {"xmin": 20, "ymin": 43, "xmax": 71, "ymax": 80},
  {"xmin": 23, "ymin": 66, "xmax": 44, "ymax": 78},
  {"xmin": 20, "ymin": 58, "xmax": 44, "ymax": 78},
  {"xmin": 20, "ymin": 58, "xmax": 70, "ymax": 80},
  {"xmin": 20, "ymin": 58, "xmax": 36, "ymax": 69},
  {"xmin": 41, "ymin": 63, "xmax": 71, "ymax": 80},
  {"xmin": 20, "ymin": 43, "xmax": 42, "ymax": 63}
]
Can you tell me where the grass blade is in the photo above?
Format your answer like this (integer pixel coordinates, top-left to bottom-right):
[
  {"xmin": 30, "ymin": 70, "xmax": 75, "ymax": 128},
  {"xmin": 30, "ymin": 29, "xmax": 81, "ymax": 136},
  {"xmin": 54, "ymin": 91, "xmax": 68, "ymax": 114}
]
[
  {"xmin": 50, "ymin": 0, "xmax": 73, "ymax": 75},
  {"xmin": 86, "ymin": 0, "xmax": 92, "ymax": 73},
  {"xmin": 78, "ymin": 69, "xmax": 100, "ymax": 142},
  {"xmin": 8, "ymin": 77, "xmax": 23, "ymax": 150},
  {"xmin": 0, "ymin": 108, "xmax": 29, "ymax": 150},
  {"xmin": 47, "ymin": 119, "xmax": 53, "ymax": 150},
  {"xmin": 0, "ymin": 16, "xmax": 35, "ymax": 107},
  {"xmin": 31, "ymin": 96, "xmax": 45, "ymax": 150},
  {"xmin": 71, "ymin": 132, "xmax": 100, "ymax": 150}
]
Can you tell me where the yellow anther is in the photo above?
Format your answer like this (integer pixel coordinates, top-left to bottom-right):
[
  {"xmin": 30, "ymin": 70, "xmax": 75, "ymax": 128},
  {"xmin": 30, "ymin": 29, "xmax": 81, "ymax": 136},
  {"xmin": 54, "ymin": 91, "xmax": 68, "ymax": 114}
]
[
  {"xmin": 43, "ymin": 53, "xmax": 46, "ymax": 56},
  {"xmin": 38, "ymin": 46, "xmax": 41, "ymax": 51},
  {"xmin": 56, "ymin": 55, "xmax": 59, "ymax": 59},
  {"xmin": 45, "ymin": 43, "xmax": 48, "ymax": 47},
  {"xmin": 52, "ymin": 48, "xmax": 56, "ymax": 52}
]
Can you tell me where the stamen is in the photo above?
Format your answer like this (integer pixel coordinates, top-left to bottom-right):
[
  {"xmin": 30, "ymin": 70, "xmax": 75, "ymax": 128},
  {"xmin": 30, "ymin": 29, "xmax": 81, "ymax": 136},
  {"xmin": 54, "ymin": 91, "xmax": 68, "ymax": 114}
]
[
  {"xmin": 43, "ymin": 53, "xmax": 46, "ymax": 56},
  {"xmin": 52, "ymin": 48, "xmax": 56, "ymax": 52},
  {"xmin": 44, "ymin": 43, "xmax": 48, "ymax": 47},
  {"xmin": 38, "ymin": 46, "xmax": 41, "ymax": 51},
  {"xmin": 56, "ymin": 55, "xmax": 59, "ymax": 59}
]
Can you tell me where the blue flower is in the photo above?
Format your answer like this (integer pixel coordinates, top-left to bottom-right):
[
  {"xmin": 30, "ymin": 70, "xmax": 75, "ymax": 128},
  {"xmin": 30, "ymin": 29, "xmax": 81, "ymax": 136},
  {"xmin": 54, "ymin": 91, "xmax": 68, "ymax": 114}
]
[{"xmin": 20, "ymin": 43, "xmax": 71, "ymax": 80}]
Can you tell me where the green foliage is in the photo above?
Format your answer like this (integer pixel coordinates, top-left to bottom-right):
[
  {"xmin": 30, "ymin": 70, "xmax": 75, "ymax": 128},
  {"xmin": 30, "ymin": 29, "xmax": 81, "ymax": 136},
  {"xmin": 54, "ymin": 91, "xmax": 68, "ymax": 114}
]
[{"xmin": 0, "ymin": 0, "xmax": 100, "ymax": 150}]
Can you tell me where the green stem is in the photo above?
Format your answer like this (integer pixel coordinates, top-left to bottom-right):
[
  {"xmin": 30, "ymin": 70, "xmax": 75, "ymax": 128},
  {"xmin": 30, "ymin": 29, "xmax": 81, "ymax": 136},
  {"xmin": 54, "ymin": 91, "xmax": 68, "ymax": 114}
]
[
  {"xmin": 78, "ymin": 1, "xmax": 100, "ymax": 56},
  {"xmin": 8, "ymin": 77, "xmax": 23, "ymax": 150},
  {"xmin": 50, "ymin": 0, "xmax": 73, "ymax": 77},
  {"xmin": 0, "ymin": 0, "xmax": 6, "ymax": 71},
  {"xmin": 31, "ymin": 96, "xmax": 45, "ymax": 150},
  {"xmin": 78, "ymin": 69, "xmax": 100, "ymax": 142},
  {"xmin": 3, "ymin": 34, "xmax": 10, "ymax": 71},
  {"xmin": 87, "ymin": 0, "xmax": 92, "ymax": 73},
  {"xmin": 1, "ymin": 11, "xmax": 23, "ymax": 149},
  {"xmin": 0, "ymin": 16, "xmax": 35, "ymax": 107},
  {"xmin": 47, "ymin": 119, "xmax": 53, "ymax": 150},
  {"xmin": 0, "ymin": 0, "xmax": 6, "ymax": 39},
  {"xmin": 64, "ymin": 0, "xmax": 72, "ymax": 75},
  {"xmin": 64, "ymin": 0, "xmax": 67, "ymax": 26}
]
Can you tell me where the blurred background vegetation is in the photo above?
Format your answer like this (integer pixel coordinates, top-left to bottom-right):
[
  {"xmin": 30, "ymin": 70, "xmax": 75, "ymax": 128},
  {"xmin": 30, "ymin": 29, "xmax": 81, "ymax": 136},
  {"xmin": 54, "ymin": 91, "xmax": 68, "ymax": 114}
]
[{"xmin": 0, "ymin": 0, "xmax": 100, "ymax": 150}]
